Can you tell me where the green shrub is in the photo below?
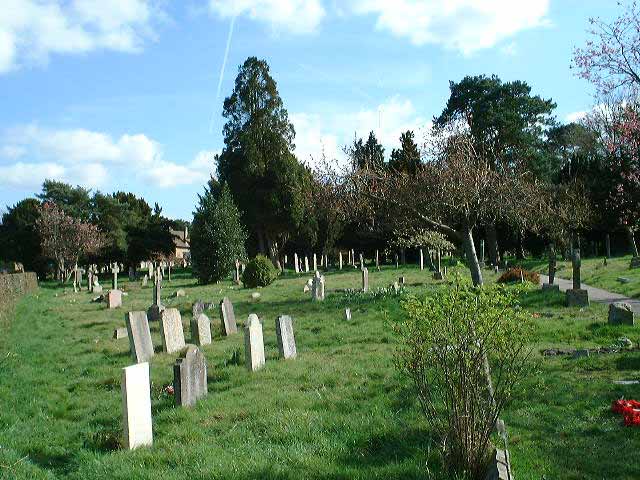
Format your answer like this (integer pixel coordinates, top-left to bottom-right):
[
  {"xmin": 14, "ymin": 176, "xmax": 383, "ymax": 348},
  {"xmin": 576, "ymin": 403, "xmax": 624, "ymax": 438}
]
[
  {"xmin": 497, "ymin": 267, "xmax": 539, "ymax": 285},
  {"xmin": 394, "ymin": 281, "xmax": 532, "ymax": 478},
  {"xmin": 242, "ymin": 255, "xmax": 278, "ymax": 288}
]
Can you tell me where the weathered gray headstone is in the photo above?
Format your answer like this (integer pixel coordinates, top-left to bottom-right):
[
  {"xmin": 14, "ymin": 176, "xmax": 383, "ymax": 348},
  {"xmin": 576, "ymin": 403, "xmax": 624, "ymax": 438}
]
[
  {"xmin": 609, "ymin": 302, "xmax": 635, "ymax": 326},
  {"xmin": 128, "ymin": 266, "xmax": 135, "ymax": 281},
  {"xmin": 107, "ymin": 289, "xmax": 122, "ymax": 309},
  {"xmin": 148, "ymin": 268, "xmax": 164, "ymax": 321},
  {"xmin": 244, "ymin": 314, "xmax": 265, "ymax": 371},
  {"xmin": 275, "ymin": 315, "xmax": 297, "ymax": 359},
  {"xmin": 125, "ymin": 311, "xmax": 154, "ymax": 363},
  {"xmin": 483, "ymin": 448, "xmax": 513, "ymax": 480},
  {"xmin": 173, "ymin": 345, "xmax": 207, "ymax": 407},
  {"xmin": 362, "ymin": 267, "xmax": 369, "ymax": 292},
  {"xmin": 191, "ymin": 313, "xmax": 212, "ymax": 345},
  {"xmin": 312, "ymin": 271, "xmax": 325, "ymax": 301},
  {"xmin": 219, "ymin": 297, "xmax": 238, "ymax": 335},
  {"xmin": 113, "ymin": 327, "xmax": 128, "ymax": 339},
  {"xmin": 173, "ymin": 289, "xmax": 185, "ymax": 298},
  {"xmin": 160, "ymin": 308, "xmax": 186, "ymax": 354},
  {"xmin": 121, "ymin": 362, "xmax": 153, "ymax": 450},
  {"xmin": 192, "ymin": 301, "xmax": 205, "ymax": 318}
]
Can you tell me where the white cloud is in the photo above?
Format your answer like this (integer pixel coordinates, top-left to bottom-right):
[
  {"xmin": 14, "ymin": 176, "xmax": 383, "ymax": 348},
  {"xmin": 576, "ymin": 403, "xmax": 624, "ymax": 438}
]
[
  {"xmin": 500, "ymin": 42, "xmax": 517, "ymax": 56},
  {"xmin": 291, "ymin": 96, "xmax": 427, "ymax": 168},
  {"xmin": 0, "ymin": 125, "xmax": 214, "ymax": 190},
  {"xmin": 565, "ymin": 110, "xmax": 588, "ymax": 124},
  {"xmin": 209, "ymin": 0, "xmax": 325, "ymax": 34},
  {"xmin": 350, "ymin": 0, "xmax": 550, "ymax": 55},
  {"xmin": 0, "ymin": 0, "xmax": 158, "ymax": 73}
]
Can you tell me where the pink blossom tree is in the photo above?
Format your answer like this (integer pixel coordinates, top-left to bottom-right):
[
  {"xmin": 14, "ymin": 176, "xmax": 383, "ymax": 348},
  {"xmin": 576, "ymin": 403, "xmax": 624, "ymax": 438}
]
[{"xmin": 36, "ymin": 202, "xmax": 106, "ymax": 281}]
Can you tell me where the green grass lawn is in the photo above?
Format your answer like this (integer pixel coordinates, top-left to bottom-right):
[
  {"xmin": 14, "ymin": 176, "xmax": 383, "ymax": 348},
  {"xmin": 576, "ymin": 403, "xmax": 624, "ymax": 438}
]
[
  {"xmin": 515, "ymin": 254, "xmax": 640, "ymax": 299},
  {"xmin": 1, "ymin": 263, "xmax": 639, "ymax": 479}
]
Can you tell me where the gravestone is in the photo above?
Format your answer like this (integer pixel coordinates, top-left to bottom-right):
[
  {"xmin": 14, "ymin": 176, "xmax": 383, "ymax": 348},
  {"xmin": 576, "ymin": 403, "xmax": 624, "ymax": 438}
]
[
  {"xmin": 160, "ymin": 308, "xmax": 186, "ymax": 354},
  {"xmin": 234, "ymin": 260, "xmax": 241, "ymax": 285},
  {"xmin": 419, "ymin": 249, "xmax": 424, "ymax": 270},
  {"xmin": 304, "ymin": 256, "xmax": 309, "ymax": 273},
  {"xmin": 339, "ymin": 251, "xmax": 343, "ymax": 270},
  {"xmin": 275, "ymin": 315, "xmax": 297, "ymax": 359},
  {"xmin": 108, "ymin": 289, "xmax": 122, "ymax": 309},
  {"xmin": 125, "ymin": 311, "xmax": 154, "ymax": 363},
  {"xmin": 113, "ymin": 327, "xmax": 128, "ymax": 339},
  {"xmin": 87, "ymin": 268, "xmax": 93, "ymax": 293},
  {"xmin": 566, "ymin": 249, "xmax": 589, "ymax": 307},
  {"xmin": 313, "ymin": 253, "xmax": 317, "ymax": 272},
  {"xmin": 111, "ymin": 263, "xmax": 120, "ymax": 290},
  {"xmin": 192, "ymin": 301, "xmax": 205, "ymax": 318},
  {"xmin": 398, "ymin": 276, "xmax": 405, "ymax": 285},
  {"xmin": 312, "ymin": 271, "xmax": 325, "ymax": 301},
  {"xmin": 359, "ymin": 253, "xmax": 364, "ymax": 269},
  {"xmin": 395, "ymin": 253, "xmax": 399, "ymax": 269},
  {"xmin": 609, "ymin": 302, "xmax": 635, "ymax": 326},
  {"xmin": 244, "ymin": 314, "xmax": 265, "ymax": 371},
  {"xmin": 542, "ymin": 243, "xmax": 560, "ymax": 292},
  {"xmin": 294, "ymin": 253, "xmax": 300, "ymax": 273},
  {"xmin": 191, "ymin": 313, "xmax": 212, "ymax": 345},
  {"xmin": 219, "ymin": 297, "xmax": 238, "ymax": 335},
  {"xmin": 173, "ymin": 345, "xmax": 207, "ymax": 407},
  {"xmin": 433, "ymin": 250, "xmax": 444, "ymax": 280},
  {"xmin": 148, "ymin": 268, "xmax": 164, "ymax": 321},
  {"xmin": 121, "ymin": 362, "xmax": 153, "ymax": 450},
  {"xmin": 128, "ymin": 266, "xmax": 135, "ymax": 281},
  {"xmin": 483, "ymin": 448, "xmax": 513, "ymax": 480},
  {"xmin": 344, "ymin": 308, "xmax": 351, "ymax": 320},
  {"xmin": 362, "ymin": 267, "xmax": 369, "ymax": 292},
  {"xmin": 375, "ymin": 249, "xmax": 380, "ymax": 270},
  {"xmin": 141, "ymin": 274, "xmax": 148, "ymax": 287}
]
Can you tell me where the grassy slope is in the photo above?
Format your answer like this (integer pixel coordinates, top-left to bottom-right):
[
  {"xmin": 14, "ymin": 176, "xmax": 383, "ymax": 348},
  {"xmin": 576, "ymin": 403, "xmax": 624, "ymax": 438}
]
[
  {"xmin": 519, "ymin": 254, "xmax": 640, "ymax": 299},
  {"xmin": 0, "ymin": 264, "xmax": 639, "ymax": 479}
]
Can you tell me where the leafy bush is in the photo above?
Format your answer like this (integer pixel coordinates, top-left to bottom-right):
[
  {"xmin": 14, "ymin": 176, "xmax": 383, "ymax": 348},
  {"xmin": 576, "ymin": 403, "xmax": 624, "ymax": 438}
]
[
  {"xmin": 394, "ymin": 282, "xmax": 532, "ymax": 479},
  {"xmin": 242, "ymin": 255, "xmax": 278, "ymax": 288},
  {"xmin": 191, "ymin": 183, "xmax": 247, "ymax": 284},
  {"xmin": 497, "ymin": 267, "xmax": 540, "ymax": 284}
]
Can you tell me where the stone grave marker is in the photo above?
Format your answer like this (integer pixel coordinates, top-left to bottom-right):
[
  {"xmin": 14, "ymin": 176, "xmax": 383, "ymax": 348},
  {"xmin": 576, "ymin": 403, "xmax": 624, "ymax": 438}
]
[
  {"xmin": 304, "ymin": 256, "xmax": 309, "ymax": 273},
  {"xmin": 312, "ymin": 271, "xmax": 325, "ymax": 301},
  {"xmin": 191, "ymin": 313, "xmax": 212, "ymax": 346},
  {"xmin": 173, "ymin": 345, "xmax": 207, "ymax": 407},
  {"xmin": 566, "ymin": 249, "xmax": 589, "ymax": 307},
  {"xmin": 362, "ymin": 267, "xmax": 369, "ymax": 292},
  {"xmin": 276, "ymin": 315, "xmax": 297, "ymax": 359},
  {"xmin": 345, "ymin": 308, "xmax": 351, "ymax": 321},
  {"xmin": 121, "ymin": 362, "xmax": 153, "ymax": 450},
  {"xmin": 160, "ymin": 308, "xmax": 186, "ymax": 354},
  {"xmin": 339, "ymin": 251, "xmax": 343, "ymax": 270},
  {"xmin": 609, "ymin": 302, "xmax": 635, "ymax": 326},
  {"xmin": 148, "ymin": 268, "xmax": 164, "ymax": 321},
  {"xmin": 113, "ymin": 327, "xmax": 128, "ymax": 339},
  {"xmin": 111, "ymin": 263, "xmax": 120, "ymax": 290},
  {"xmin": 419, "ymin": 249, "xmax": 424, "ymax": 271},
  {"xmin": 542, "ymin": 244, "xmax": 560, "ymax": 292},
  {"xmin": 294, "ymin": 253, "xmax": 300, "ymax": 273},
  {"xmin": 142, "ymin": 275, "xmax": 148, "ymax": 287},
  {"xmin": 125, "ymin": 311, "xmax": 154, "ymax": 363},
  {"xmin": 313, "ymin": 253, "xmax": 317, "ymax": 271},
  {"xmin": 192, "ymin": 301, "xmax": 205, "ymax": 318},
  {"xmin": 219, "ymin": 297, "xmax": 238, "ymax": 335},
  {"xmin": 108, "ymin": 289, "xmax": 122, "ymax": 309},
  {"xmin": 244, "ymin": 314, "xmax": 265, "ymax": 371}
]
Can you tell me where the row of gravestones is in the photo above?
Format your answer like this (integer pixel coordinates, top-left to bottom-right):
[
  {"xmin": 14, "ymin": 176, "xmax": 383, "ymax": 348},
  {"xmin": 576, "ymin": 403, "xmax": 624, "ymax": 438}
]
[{"xmin": 120, "ymin": 298, "xmax": 298, "ymax": 449}]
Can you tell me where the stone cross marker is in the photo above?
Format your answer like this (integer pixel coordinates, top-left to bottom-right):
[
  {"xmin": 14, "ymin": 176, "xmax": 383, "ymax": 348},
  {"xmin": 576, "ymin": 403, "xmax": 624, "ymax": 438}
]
[
  {"xmin": 362, "ymin": 267, "xmax": 369, "ymax": 292},
  {"xmin": 173, "ymin": 345, "xmax": 208, "ymax": 407},
  {"xmin": 572, "ymin": 249, "xmax": 581, "ymax": 290},
  {"xmin": 191, "ymin": 313, "xmax": 212, "ymax": 346},
  {"xmin": 220, "ymin": 297, "xmax": 238, "ymax": 335},
  {"xmin": 87, "ymin": 268, "xmax": 94, "ymax": 293},
  {"xmin": 160, "ymin": 308, "xmax": 186, "ymax": 354},
  {"xmin": 111, "ymin": 263, "xmax": 120, "ymax": 290},
  {"xmin": 276, "ymin": 315, "xmax": 297, "ymax": 359},
  {"xmin": 125, "ymin": 311, "xmax": 154, "ymax": 363},
  {"xmin": 121, "ymin": 362, "xmax": 153, "ymax": 450},
  {"xmin": 244, "ymin": 314, "xmax": 265, "ymax": 371}
]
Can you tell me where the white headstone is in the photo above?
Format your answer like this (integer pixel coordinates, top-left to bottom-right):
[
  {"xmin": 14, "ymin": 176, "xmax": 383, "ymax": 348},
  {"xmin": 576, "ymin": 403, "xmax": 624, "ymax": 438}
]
[
  {"xmin": 276, "ymin": 315, "xmax": 297, "ymax": 359},
  {"xmin": 362, "ymin": 267, "xmax": 369, "ymax": 292},
  {"xmin": 244, "ymin": 314, "xmax": 265, "ymax": 371},
  {"xmin": 160, "ymin": 308, "xmax": 186, "ymax": 354},
  {"xmin": 125, "ymin": 311, "xmax": 154, "ymax": 363},
  {"xmin": 121, "ymin": 362, "xmax": 153, "ymax": 450}
]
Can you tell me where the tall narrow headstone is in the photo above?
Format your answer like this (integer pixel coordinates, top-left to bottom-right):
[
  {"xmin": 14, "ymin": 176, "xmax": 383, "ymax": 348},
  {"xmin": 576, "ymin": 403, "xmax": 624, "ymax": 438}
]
[
  {"xmin": 160, "ymin": 308, "xmax": 186, "ymax": 354},
  {"xmin": 234, "ymin": 260, "xmax": 241, "ymax": 285},
  {"xmin": 173, "ymin": 345, "xmax": 207, "ymax": 407},
  {"xmin": 419, "ymin": 249, "xmax": 424, "ymax": 271},
  {"xmin": 312, "ymin": 271, "xmax": 325, "ymax": 301},
  {"xmin": 304, "ymin": 256, "xmax": 309, "ymax": 273},
  {"xmin": 219, "ymin": 297, "xmax": 238, "ymax": 335},
  {"xmin": 275, "ymin": 315, "xmax": 297, "ymax": 359},
  {"xmin": 244, "ymin": 314, "xmax": 265, "ymax": 371},
  {"xmin": 128, "ymin": 266, "xmax": 135, "ymax": 281},
  {"xmin": 362, "ymin": 267, "xmax": 369, "ymax": 292},
  {"xmin": 375, "ymin": 250, "xmax": 379, "ymax": 269},
  {"xmin": 121, "ymin": 362, "xmax": 153, "ymax": 450},
  {"xmin": 125, "ymin": 311, "xmax": 154, "ymax": 363},
  {"xmin": 191, "ymin": 313, "xmax": 212, "ymax": 346},
  {"xmin": 294, "ymin": 253, "xmax": 300, "ymax": 273},
  {"xmin": 572, "ymin": 249, "xmax": 581, "ymax": 290},
  {"xmin": 87, "ymin": 268, "xmax": 94, "ymax": 293},
  {"xmin": 148, "ymin": 268, "xmax": 164, "ymax": 320},
  {"xmin": 339, "ymin": 251, "xmax": 343, "ymax": 270},
  {"xmin": 359, "ymin": 253, "xmax": 364, "ymax": 269},
  {"xmin": 542, "ymin": 244, "xmax": 560, "ymax": 291},
  {"xmin": 111, "ymin": 263, "xmax": 120, "ymax": 290},
  {"xmin": 313, "ymin": 253, "xmax": 317, "ymax": 272}
]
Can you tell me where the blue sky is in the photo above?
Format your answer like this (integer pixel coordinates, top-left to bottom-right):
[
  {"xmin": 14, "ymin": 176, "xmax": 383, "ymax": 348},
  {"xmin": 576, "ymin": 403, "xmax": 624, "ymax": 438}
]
[{"xmin": 0, "ymin": 0, "xmax": 619, "ymax": 220}]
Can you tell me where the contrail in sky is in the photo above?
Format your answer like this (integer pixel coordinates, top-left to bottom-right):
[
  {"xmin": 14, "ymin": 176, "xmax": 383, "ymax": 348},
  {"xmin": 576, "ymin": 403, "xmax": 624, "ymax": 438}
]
[{"xmin": 209, "ymin": 15, "xmax": 236, "ymax": 134}]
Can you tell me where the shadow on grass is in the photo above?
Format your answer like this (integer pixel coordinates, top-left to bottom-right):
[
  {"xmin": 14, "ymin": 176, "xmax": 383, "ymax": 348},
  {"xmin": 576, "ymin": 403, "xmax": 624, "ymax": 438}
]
[
  {"xmin": 615, "ymin": 353, "xmax": 640, "ymax": 371},
  {"xmin": 26, "ymin": 447, "xmax": 76, "ymax": 475}
]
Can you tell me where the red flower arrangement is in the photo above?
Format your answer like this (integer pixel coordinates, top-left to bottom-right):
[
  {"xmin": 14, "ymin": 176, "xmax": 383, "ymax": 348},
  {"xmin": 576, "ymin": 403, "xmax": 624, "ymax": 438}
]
[{"xmin": 612, "ymin": 399, "xmax": 640, "ymax": 426}]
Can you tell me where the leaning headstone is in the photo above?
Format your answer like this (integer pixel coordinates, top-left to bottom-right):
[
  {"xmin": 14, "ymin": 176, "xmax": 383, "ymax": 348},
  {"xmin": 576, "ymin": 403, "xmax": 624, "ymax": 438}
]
[
  {"xmin": 113, "ymin": 327, "xmax": 128, "ymax": 339},
  {"xmin": 121, "ymin": 362, "xmax": 153, "ymax": 450},
  {"xmin": 244, "ymin": 314, "xmax": 265, "ymax": 371},
  {"xmin": 609, "ymin": 302, "xmax": 635, "ymax": 326},
  {"xmin": 126, "ymin": 312, "xmax": 154, "ymax": 363},
  {"xmin": 173, "ymin": 289, "xmax": 186, "ymax": 298},
  {"xmin": 173, "ymin": 345, "xmax": 208, "ymax": 407},
  {"xmin": 361, "ymin": 267, "xmax": 369, "ymax": 292},
  {"xmin": 191, "ymin": 313, "xmax": 212, "ymax": 345},
  {"xmin": 275, "ymin": 315, "xmax": 297, "ymax": 359},
  {"xmin": 483, "ymin": 448, "xmax": 513, "ymax": 480},
  {"xmin": 160, "ymin": 308, "xmax": 186, "ymax": 354},
  {"xmin": 219, "ymin": 297, "xmax": 238, "ymax": 335},
  {"xmin": 108, "ymin": 289, "xmax": 123, "ymax": 309},
  {"xmin": 566, "ymin": 249, "xmax": 589, "ymax": 307}
]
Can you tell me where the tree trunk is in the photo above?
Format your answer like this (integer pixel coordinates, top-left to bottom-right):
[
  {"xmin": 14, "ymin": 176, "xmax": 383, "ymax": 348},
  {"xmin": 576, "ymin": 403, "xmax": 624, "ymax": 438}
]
[
  {"xmin": 486, "ymin": 223, "xmax": 499, "ymax": 265},
  {"xmin": 627, "ymin": 226, "xmax": 639, "ymax": 257},
  {"xmin": 461, "ymin": 225, "xmax": 483, "ymax": 287}
]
